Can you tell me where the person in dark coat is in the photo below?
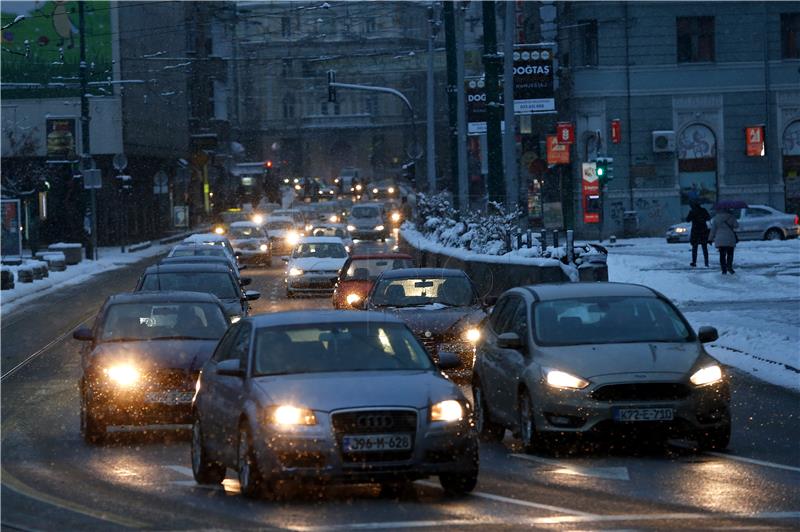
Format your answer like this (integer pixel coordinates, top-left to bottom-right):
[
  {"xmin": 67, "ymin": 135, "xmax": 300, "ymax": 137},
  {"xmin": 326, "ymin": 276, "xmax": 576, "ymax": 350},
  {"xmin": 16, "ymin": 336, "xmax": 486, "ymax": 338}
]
[
  {"xmin": 686, "ymin": 202, "xmax": 711, "ymax": 267},
  {"xmin": 709, "ymin": 208, "xmax": 739, "ymax": 274}
]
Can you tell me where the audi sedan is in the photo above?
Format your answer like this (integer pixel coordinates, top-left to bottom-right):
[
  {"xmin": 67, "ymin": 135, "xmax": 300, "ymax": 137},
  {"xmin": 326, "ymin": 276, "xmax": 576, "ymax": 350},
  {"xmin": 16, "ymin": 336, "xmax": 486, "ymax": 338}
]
[
  {"xmin": 472, "ymin": 282, "xmax": 730, "ymax": 452},
  {"xmin": 73, "ymin": 291, "xmax": 230, "ymax": 443},
  {"xmin": 191, "ymin": 311, "xmax": 478, "ymax": 498}
]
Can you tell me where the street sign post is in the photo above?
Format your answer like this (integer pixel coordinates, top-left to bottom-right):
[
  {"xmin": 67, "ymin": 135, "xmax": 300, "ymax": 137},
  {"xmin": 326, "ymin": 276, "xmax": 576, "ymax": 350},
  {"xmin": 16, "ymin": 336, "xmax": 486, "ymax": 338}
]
[{"xmin": 82, "ymin": 169, "xmax": 102, "ymax": 189}]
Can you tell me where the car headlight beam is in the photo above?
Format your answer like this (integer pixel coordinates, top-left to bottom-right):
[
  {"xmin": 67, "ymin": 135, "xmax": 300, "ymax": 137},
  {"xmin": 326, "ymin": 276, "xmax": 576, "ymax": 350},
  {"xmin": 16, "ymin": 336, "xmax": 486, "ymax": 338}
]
[
  {"xmin": 690, "ymin": 365, "xmax": 722, "ymax": 386},
  {"xmin": 289, "ymin": 267, "xmax": 304, "ymax": 276},
  {"xmin": 347, "ymin": 224, "xmax": 356, "ymax": 232},
  {"xmin": 375, "ymin": 225, "xmax": 385, "ymax": 231},
  {"xmin": 271, "ymin": 405, "xmax": 317, "ymax": 426},
  {"xmin": 545, "ymin": 369, "xmax": 589, "ymax": 389},
  {"xmin": 430, "ymin": 400, "xmax": 464, "ymax": 422},
  {"xmin": 286, "ymin": 231, "xmax": 300, "ymax": 246},
  {"xmin": 345, "ymin": 293, "xmax": 361, "ymax": 306},
  {"xmin": 390, "ymin": 212, "xmax": 401, "ymax": 222},
  {"xmin": 104, "ymin": 364, "xmax": 141, "ymax": 388},
  {"xmin": 464, "ymin": 327, "xmax": 481, "ymax": 343},
  {"xmin": 259, "ymin": 243, "xmax": 268, "ymax": 252}
]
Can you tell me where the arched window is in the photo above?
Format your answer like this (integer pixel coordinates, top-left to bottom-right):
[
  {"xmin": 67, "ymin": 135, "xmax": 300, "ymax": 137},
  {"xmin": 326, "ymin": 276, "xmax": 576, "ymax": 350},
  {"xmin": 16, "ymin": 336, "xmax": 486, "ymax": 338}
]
[
  {"xmin": 783, "ymin": 120, "xmax": 800, "ymax": 215},
  {"xmin": 678, "ymin": 124, "xmax": 717, "ymax": 213}
]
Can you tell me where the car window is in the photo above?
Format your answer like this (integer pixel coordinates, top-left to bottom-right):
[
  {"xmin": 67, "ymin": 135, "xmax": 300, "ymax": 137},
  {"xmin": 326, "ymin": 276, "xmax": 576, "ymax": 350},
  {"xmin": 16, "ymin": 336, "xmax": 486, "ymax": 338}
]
[
  {"xmin": 746, "ymin": 208, "xmax": 770, "ymax": 217},
  {"xmin": 370, "ymin": 276, "xmax": 476, "ymax": 307},
  {"xmin": 211, "ymin": 323, "xmax": 241, "ymax": 363},
  {"xmin": 98, "ymin": 302, "xmax": 228, "ymax": 342},
  {"xmin": 292, "ymin": 242, "xmax": 347, "ymax": 258},
  {"xmin": 492, "ymin": 296, "xmax": 520, "ymax": 335},
  {"xmin": 351, "ymin": 206, "xmax": 380, "ymax": 218},
  {"xmin": 510, "ymin": 300, "xmax": 529, "ymax": 340},
  {"xmin": 343, "ymin": 258, "xmax": 413, "ymax": 280},
  {"xmin": 140, "ymin": 272, "xmax": 239, "ymax": 299},
  {"xmin": 229, "ymin": 323, "xmax": 252, "ymax": 369}
]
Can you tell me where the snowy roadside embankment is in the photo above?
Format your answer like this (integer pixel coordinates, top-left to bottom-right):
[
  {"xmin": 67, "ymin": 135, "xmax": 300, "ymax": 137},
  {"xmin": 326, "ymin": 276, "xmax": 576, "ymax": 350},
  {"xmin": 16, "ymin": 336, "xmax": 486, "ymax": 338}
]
[{"xmin": 608, "ymin": 237, "xmax": 800, "ymax": 391}]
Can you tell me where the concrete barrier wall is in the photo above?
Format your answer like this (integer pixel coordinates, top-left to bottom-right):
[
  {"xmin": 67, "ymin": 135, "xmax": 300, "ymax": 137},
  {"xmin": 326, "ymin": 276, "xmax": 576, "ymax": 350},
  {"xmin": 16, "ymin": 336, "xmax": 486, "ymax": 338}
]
[{"xmin": 399, "ymin": 232, "xmax": 608, "ymax": 298}]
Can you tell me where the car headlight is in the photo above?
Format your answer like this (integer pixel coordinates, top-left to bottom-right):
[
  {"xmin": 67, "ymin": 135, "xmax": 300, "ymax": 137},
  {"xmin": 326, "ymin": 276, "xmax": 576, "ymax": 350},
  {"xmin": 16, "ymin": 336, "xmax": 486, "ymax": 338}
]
[
  {"xmin": 213, "ymin": 226, "xmax": 225, "ymax": 235},
  {"xmin": 345, "ymin": 245, "xmax": 351, "ymax": 253},
  {"xmin": 289, "ymin": 267, "xmax": 304, "ymax": 276},
  {"xmin": 355, "ymin": 184, "xmax": 363, "ymax": 191},
  {"xmin": 391, "ymin": 212, "xmax": 401, "ymax": 222},
  {"xmin": 388, "ymin": 187, "xmax": 395, "ymax": 194},
  {"xmin": 690, "ymin": 365, "xmax": 722, "ymax": 386},
  {"xmin": 230, "ymin": 315, "xmax": 241, "ymax": 324},
  {"xmin": 252, "ymin": 214, "xmax": 264, "ymax": 225},
  {"xmin": 430, "ymin": 400, "xmax": 464, "ymax": 422},
  {"xmin": 286, "ymin": 231, "xmax": 300, "ymax": 246},
  {"xmin": 347, "ymin": 224, "xmax": 356, "ymax": 232},
  {"xmin": 259, "ymin": 243, "xmax": 268, "ymax": 252},
  {"xmin": 464, "ymin": 327, "xmax": 481, "ymax": 343},
  {"xmin": 294, "ymin": 184, "xmax": 302, "ymax": 190},
  {"xmin": 305, "ymin": 224, "xmax": 313, "ymax": 232},
  {"xmin": 284, "ymin": 178, "xmax": 290, "ymax": 184},
  {"xmin": 329, "ymin": 214, "xmax": 339, "ymax": 223},
  {"xmin": 545, "ymin": 369, "xmax": 589, "ymax": 389},
  {"xmin": 104, "ymin": 364, "xmax": 141, "ymax": 388},
  {"xmin": 375, "ymin": 225, "xmax": 385, "ymax": 231},
  {"xmin": 372, "ymin": 188, "xmax": 379, "ymax": 194},
  {"xmin": 270, "ymin": 405, "xmax": 317, "ymax": 426},
  {"xmin": 346, "ymin": 293, "xmax": 361, "ymax": 306},
  {"xmin": 675, "ymin": 227, "xmax": 687, "ymax": 233}
]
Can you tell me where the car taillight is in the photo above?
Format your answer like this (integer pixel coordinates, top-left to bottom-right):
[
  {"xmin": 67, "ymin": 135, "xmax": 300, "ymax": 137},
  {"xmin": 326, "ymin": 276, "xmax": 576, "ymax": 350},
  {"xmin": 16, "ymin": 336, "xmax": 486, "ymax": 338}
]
[{"xmin": 795, "ymin": 215, "xmax": 799, "ymax": 225}]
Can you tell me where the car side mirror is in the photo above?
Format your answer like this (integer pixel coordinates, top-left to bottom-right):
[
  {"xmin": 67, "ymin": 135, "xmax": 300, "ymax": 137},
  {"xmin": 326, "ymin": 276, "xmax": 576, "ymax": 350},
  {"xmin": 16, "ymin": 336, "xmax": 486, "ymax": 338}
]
[
  {"xmin": 72, "ymin": 325, "xmax": 93, "ymax": 341},
  {"xmin": 240, "ymin": 277, "xmax": 252, "ymax": 286},
  {"xmin": 483, "ymin": 295, "xmax": 498, "ymax": 308},
  {"xmin": 697, "ymin": 326, "xmax": 718, "ymax": 344},
  {"xmin": 497, "ymin": 332, "xmax": 523, "ymax": 350},
  {"xmin": 437, "ymin": 351, "xmax": 462, "ymax": 370},
  {"xmin": 216, "ymin": 358, "xmax": 244, "ymax": 378},
  {"xmin": 234, "ymin": 251, "xmax": 243, "ymax": 259},
  {"xmin": 281, "ymin": 256, "xmax": 290, "ymax": 262},
  {"xmin": 245, "ymin": 290, "xmax": 261, "ymax": 301}
]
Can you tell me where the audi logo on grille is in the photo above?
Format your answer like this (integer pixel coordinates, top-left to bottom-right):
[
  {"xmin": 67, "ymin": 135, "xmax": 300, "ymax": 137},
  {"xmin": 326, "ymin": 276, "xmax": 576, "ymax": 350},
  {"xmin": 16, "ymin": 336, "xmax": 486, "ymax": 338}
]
[{"xmin": 356, "ymin": 414, "xmax": 394, "ymax": 429}]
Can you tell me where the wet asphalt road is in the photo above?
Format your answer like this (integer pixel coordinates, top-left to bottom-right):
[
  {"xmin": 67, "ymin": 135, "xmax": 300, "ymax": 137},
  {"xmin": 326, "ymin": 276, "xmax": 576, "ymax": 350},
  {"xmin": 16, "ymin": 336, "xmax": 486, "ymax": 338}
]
[{"xmin": 2, "ymin": 245, "xmax": 799, "ymax": 531}]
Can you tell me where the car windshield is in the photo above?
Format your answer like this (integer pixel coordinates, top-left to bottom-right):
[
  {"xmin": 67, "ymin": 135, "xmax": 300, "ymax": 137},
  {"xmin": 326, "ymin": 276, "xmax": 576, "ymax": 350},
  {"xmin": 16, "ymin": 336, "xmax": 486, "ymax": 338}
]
[
  {"xmin": 267, "ymin": 221, "xmax": 293, "ymax": 230},
  {"xmin": 370, "ymin": 276, "xmax": 475, "ymax": 307},
  {"xmin": 533, "ymin": 296, "xmax": 693, "ymax": 346},
  {"xmin": 171, "ymin": 246, "xmax": 227, "ymax": 258},
  {"xmin": 220, "ymin": 212, "xmax": 249, "ymax": 224},
  {"xmin": 344, "ymin": 258, "xmax": 413, "ymax": 281},
  {"xmin": 311, "ymin": 226, "xmax": 346, "ymax": 238},
  {"xmin": 252, "ymin": 323, "xmax": 433, "ymax": 376},
  {"xmin": 293, "ymin": 242, "xmax": 347, "ymax": 258},
  {"xmin": 99, "ymin": 302, "xmax": 228, "ymax": 342},
  {"xmin": 351, "ymin": 206, "xmax": 380, "ymax": 219},
  {"xmin": 229, "ymin": 226, "xmax": 259, "ymax": 239},
  {"xmin": 141, "ymin": 272, "xmax": 238, "ymax": 299}
]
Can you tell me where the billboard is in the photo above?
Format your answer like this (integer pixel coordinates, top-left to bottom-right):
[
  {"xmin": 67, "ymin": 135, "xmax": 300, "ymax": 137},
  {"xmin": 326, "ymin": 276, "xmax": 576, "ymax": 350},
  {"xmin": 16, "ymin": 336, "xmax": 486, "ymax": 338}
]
[
  {"xmin": 546, "ymin": 135, "xmax": 570, "ymax": 165},
  {"xmin": 0, "ymin": 1, "xmax": 113, "ymax": 99},
  {"xmin": 582, "ymin": 163, "xmax": 600, "ymax": 224},
  {"xmin": 45, "ymin": 118, "xmax": 77, "ymax": 159},
  {"xmin": 513, "ymin": 47, "xmax": 555, "ymax": 115},
  {"xmin": 466, "ymin": 78, "xmax": 487, "ymax": 136},
  {"xmin": 1, "ymin": 199, "xmax": 23, "ymax": 257}
]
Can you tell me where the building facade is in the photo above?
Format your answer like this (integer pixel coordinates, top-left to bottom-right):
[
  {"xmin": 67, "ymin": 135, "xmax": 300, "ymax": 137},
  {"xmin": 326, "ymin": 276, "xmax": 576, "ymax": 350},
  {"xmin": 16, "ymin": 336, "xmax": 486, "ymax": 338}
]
[{"xmin": 555, "ymin": 1, "xmax": 800, "ymax": 237}]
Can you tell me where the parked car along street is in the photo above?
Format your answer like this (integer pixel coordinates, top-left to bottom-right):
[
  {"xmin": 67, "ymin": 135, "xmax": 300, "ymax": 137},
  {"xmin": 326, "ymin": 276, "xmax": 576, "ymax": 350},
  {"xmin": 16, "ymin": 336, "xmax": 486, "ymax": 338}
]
[{"xmin": 667, "ymin": 204, "xmax": 800, "ymax": 243}]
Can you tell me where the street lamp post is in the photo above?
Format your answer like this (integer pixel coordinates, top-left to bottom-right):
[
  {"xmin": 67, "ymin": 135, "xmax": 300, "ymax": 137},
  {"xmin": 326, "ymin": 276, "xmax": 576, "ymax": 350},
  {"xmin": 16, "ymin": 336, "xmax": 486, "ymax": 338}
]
[
  {"xmin": 426, "ymin": 4, "xmax": 441, "ymax": 194},
  {"xmin": 78, "ymin": 2, "xmax": 97, "ymax": 260}
]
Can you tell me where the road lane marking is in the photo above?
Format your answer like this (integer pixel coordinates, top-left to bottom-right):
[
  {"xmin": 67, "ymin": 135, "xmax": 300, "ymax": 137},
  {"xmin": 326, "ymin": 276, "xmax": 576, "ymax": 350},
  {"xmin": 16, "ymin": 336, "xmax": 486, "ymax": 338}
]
[
  {"xmin": 706, "ymin": 452, "xmax": 800, "ymax": 474},
  {"xmin": 292, "ymin": 519, "xmax": 496, "ymax": 531},
  {"xmin": 510, "ymin": 453, "xmax": 630, "ymax": 481},
  {"xmin": 1, "ymin": 466, "xmax": 148, "ymax": 528},
  {"xmin": 170, "ymin": 479, "xmax": 241, "ymax": 494},
  {"xmin": 415, "ymin": 480, "xmax": 594, "ymax": 516},
  {"xmin": 166, "ymin": 465, "xmax": 194, "ymax": 477}
]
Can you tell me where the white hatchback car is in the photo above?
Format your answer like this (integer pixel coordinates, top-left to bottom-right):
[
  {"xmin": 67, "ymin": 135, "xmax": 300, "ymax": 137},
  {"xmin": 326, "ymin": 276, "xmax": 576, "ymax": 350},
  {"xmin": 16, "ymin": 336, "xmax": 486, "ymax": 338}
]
[{"xmin": 283, "ymin": 236, "xmax": 349, "ymax": 298}]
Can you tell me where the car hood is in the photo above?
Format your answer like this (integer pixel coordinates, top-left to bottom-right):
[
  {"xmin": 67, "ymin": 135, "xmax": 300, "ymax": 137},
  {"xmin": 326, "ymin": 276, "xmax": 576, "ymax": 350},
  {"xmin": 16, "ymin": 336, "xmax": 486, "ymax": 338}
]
[
  {"xmin": 290, "ymin": 257, "xmax": 346, "ymax": 272},
  {"xmin": 231, "ymin": 238, "xmax": 265, "ymax": 246},
  {"xmin": 269, "ymin": 230, "xmax": 291, "ymax": 239},
  {"xmin": 668, "ymin": 222, "xmax": 690, "ymax": 231},
  {"xmin": 540, "ymin": 342, "xmax": 703, "ymax": 380},
  {"xmin": 383, "ymin": 306, "xmax": 485, "ymax": 336},
  {"xmin": 91, "ymin": 339, "xmax": 218, "ymax": 371},
  {"xmin": 252, "ymin": 370, "xmax": 462, "ymax": 411},
  {"xmin": 338, "ymin": 279, "xmax": 374, "ymax": 294}
]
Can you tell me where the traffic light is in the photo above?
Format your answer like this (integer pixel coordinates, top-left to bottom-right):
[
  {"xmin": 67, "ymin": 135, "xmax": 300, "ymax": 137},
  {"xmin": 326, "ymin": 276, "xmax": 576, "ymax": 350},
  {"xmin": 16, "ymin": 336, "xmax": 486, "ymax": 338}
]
[
  {"xmin": 327, "ymin": 70, "xmax": 336, "ymax": 103},
  {"xmin": 596, "ymin": 157, "xmax": 614, "ymax": 184}
]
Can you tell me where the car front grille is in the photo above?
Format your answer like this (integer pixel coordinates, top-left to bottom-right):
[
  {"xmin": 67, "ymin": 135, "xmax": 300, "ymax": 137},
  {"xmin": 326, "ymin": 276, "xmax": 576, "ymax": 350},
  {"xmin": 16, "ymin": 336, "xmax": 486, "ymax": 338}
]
[
  {"xmin": 144, "ymin": 369, "xmax": 197, "ymax": 391},
  {"xmin": 331, "ymin": 409, "xmax": 417, "ymax": 463},
  {"xmin": 591, "ymin": 383, "xmax": 691, "ymax": 402}
]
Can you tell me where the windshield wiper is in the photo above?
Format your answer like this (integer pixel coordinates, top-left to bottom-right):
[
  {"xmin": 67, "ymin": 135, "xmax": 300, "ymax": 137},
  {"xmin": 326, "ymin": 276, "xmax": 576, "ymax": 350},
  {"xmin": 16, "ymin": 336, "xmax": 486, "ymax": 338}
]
[
  {"xmin": 99, "ymin": 337, "xmax": 144, "ymax": 343},
  {"xmin": 148, "ymin": 335, "xmax": 216, "ymax": 341}
]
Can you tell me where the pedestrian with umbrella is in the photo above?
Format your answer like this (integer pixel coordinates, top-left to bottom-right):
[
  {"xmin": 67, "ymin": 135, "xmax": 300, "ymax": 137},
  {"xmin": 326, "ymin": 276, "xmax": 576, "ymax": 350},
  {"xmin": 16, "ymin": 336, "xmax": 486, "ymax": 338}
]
[
  {"xmin": 687, "ymin": 201, "xmax": 711, "ymax": 267},
  {"xmin": 709, "ymin": 200, "xmax": 744, "ymax": 274}
]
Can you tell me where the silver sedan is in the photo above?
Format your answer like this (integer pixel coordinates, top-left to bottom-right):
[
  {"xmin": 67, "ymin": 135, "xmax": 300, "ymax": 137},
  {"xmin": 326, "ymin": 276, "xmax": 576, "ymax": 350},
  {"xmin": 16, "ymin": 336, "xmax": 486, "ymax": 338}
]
[
  {"xmin": 667, "ymin": 204, "xmax": 800, "ymax": 242},
  {"xmin": 191, "ymin": 310, "xmax": 478, "ymax": 498},
  {"xmin": 472, "ymin": 282, "xmax": 731, "ymax": 452}
]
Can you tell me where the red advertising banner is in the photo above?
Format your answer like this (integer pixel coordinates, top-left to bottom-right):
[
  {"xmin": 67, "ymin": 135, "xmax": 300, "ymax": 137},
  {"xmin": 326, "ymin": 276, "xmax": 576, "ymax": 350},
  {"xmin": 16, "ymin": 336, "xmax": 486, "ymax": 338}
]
[
  {"xmin": 746, "ymin": 126, "xmax": 765, "ymax": 157},
  {"xmin": 556, "ymin": 122, "xmax": 574, "ymax": 144},
  {"xmin": 582, "ymin": 162, "xmax": 600, "ymax": 224},
  {"xmin": 611, "ymin": 119, "xmax": 621, "ymax": 144},
  {"xmin": 546, "ymin": 135, "xmax": 570, "ymax": 164}
]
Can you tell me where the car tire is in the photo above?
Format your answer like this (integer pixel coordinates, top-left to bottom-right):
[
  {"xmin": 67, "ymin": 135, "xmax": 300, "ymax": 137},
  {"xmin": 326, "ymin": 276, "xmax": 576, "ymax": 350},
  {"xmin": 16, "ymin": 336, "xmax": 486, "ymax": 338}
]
[
  {"xmin": 519, "ymin": 392, "xmax": 542, "ymax": 454},
  {"xmin": 80, "ymin": 391, "xmax": 106, "ymax": 445},
  {"xmin": 237, "ymin": 423, "xmax": 265, "ymax": 498},
  {"xmin": 765, "ymin": 228, "xmax": 784, "ymax": 241},
  {"xmin": 439, "ymin": 448, "xmax": 479, "ymax": 496},
  {"xmin": 473, "ymin": 381, "xmax": 505, "ymax": 442},
  {"xmin": 696, "ymin": 421, "xmax": 731, "ymax": 451},
  {"xmin": 191, "ymin": 418, "xmax": 226, "ymax": 485}
]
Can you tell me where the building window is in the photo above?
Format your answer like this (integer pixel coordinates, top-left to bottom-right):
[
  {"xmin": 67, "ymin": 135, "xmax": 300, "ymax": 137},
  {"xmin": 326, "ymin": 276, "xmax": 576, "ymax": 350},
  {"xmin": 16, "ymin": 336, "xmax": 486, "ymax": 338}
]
[
  {"xmin": 321, "ymin": 101, "xmax": 329, "ymax": 115},
  {"xmin": 677, "ymin": 16, "xmax": 715, "ymax": 63},
  {"xmin": 281, "ymin": 16, "xmax": 292, "ymax": 37},
  {"xmin": 281, "ymin": 59, "xmax": 293, "ymax": 78},
  {"xmin": 580, "ymin": 20, "xmax": 598, "ymax": 66},
  {"xmin": 782, "ymin": 13, "xmax": 800, "ymax": 59},
  {"xmin": 365, "ymin": 17, "xmax": 377, "ymax": 34},
  {"xmin": 282, "ymin": 94, "xmax": 295, "ymax": 119}
]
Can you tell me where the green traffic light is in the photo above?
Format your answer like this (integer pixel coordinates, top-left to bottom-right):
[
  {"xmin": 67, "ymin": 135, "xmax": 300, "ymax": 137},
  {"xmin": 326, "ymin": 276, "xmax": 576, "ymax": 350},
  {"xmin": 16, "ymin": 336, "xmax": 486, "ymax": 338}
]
[{"xmin": 597, "ymin": 167, "xmax": 605, "ymax": 176}]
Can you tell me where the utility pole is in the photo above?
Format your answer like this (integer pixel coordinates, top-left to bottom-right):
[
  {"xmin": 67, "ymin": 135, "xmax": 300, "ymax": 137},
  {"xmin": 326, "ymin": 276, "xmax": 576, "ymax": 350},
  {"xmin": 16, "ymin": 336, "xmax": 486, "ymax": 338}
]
[
  {"xmin": 444, "ymin": 1, "xmax": 458, "ymax": 207},
  {"xmin": 455, "ymin": 4, "xmax": 468, "ymax": 214},
  {"xmin": 426, "ymin": 3, "xmax": 440, "ymax": 193},
  {"xmin": 482, "ymin": 1, "xmax": 504, "ymax": 207},
  {"xmin": 502, "ymin": 0, "xmax": 517, "ymax": 209},
  {"xmin": 79, "ymin": 2, "xmax": 97, "ymax": 260}
]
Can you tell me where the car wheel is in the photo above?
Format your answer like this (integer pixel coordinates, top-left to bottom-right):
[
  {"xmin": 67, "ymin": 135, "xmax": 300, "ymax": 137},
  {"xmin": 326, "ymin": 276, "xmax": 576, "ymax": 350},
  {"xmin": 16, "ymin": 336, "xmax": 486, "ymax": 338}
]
[
  {"xmin": 80, "ymin": 391, "xmax": 106, "ymax": 445},
  {"xmin": 519, "ymin": 392, "xmax": 541, "ymax": 454},
  {"xmin": 438, "ymin": 447, "xmax": 478, "ymax": 496},
  {"xmin": 765, "ymin": 228, "xmax": 783, "ymax": 241},
  {"xmin": 237, "ymin": 423, "xmax": 265, "ymax": 498},
  {"xmin": 696, "ymin": 421, "xmax": 731, "ymax": 451},
  {"xmin": 473, "ymin": 381, "xmax": 505, "ymax": 442},
  {"xmin": 191, "ymin": 418, "xmax": 226, "ymax": 485}
]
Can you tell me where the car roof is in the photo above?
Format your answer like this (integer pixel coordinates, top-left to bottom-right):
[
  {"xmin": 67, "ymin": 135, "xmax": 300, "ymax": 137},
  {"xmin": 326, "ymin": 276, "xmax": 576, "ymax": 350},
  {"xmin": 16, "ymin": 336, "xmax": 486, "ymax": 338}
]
[
  {"xmin": 143, "ymin": 263, "xmax": 232, "ymax": 274},
  {"xmin": 521, "ymin": 282, "xmax": 659, "ymax": 301},
  {"xmin": 298, "ymin": 236, "xmax": 345, "ymax": 244},
  {"xmin": 350, "ymin": 253, "xmax": 413, "ymax": 260},
  {"xmin": 106, "ymin": 290, "xmax": 223, "ymax": 305},
  {"xmin": 230, "ymin": 221, "xmax": 258, "ymax": 227},
  {"xmin": 378, "ymin": 267, "xmax": 467, "ymax": 279},
  {"xmin": 247, "ymin": 310, "xmax": 403, "ymax": 328},
  {"xmin": 160, "ymin": 256, "xmax": 232, "ymax": 264}
]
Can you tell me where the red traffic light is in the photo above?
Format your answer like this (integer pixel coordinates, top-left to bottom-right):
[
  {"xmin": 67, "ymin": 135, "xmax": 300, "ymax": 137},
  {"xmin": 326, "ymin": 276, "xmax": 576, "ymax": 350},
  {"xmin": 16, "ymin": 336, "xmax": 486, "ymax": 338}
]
[{"xmin": 264, "ymin": 160, "xmax": 273, "ymax": 168}]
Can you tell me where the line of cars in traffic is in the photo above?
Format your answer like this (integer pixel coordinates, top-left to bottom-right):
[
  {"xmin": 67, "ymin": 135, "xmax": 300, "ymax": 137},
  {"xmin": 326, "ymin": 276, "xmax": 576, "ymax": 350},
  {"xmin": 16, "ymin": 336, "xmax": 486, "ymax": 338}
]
[{"xmin": 71, "ymin": 211, "xmax": 732, "ymax": 500}]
